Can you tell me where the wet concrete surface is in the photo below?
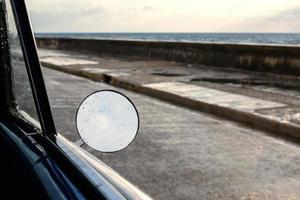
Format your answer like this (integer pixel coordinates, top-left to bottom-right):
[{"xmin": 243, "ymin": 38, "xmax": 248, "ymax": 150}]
[
  {"xmin": 14, "ymin": 60, "xmax": 300, "ymax": 199},
  {"xmin": 12, "ymin": 49, "xmax": 300, "ymax": 199},
  {"xmin": 144, "ymin": 82, "xmax": 285, "ymax": 111},
  {"xmin": 38, "ymin": 49, "xmax": 300, "ymax": 130},
  {"xmin": 38, "ymin": 49, "xmax": 300, "ymax": 105}
]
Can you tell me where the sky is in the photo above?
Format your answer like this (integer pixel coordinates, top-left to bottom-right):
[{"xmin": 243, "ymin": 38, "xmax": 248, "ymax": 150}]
[{"xmin": 25, "ymin": 0, "xmax": 300, "ymax": 33}]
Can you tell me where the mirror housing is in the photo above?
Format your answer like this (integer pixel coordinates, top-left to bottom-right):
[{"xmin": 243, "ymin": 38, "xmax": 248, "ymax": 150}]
[{"xmin": 76, "ymin": 90, "xmax": 139, "ymax": 153}]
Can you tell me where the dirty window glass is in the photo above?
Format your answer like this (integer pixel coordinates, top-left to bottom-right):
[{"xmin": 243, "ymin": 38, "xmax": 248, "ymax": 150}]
[{"xmin": 4, "ymin": 0, "xmax": 40, "ymax": 126}]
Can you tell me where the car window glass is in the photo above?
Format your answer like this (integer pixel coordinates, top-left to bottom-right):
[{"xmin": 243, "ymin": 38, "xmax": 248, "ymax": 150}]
[{"xmin": 4, "ymin": 0, "xmax": 40, "ymax": 126}]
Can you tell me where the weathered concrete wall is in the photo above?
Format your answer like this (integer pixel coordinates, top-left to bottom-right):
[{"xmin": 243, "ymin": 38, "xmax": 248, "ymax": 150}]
[{"xmin": 36, "ymin": 37, "xmax": 300, "ymax": 76}]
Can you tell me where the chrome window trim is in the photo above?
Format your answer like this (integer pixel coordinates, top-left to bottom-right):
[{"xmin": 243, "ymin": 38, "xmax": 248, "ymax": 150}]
[{"xmin": 57, "ymin": 134, "xmax": 153, "ymax": 200}]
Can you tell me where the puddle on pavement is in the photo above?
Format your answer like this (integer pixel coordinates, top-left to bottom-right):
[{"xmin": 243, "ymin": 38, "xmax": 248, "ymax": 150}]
[{"xmin": 151, "ymin": 72, "xmax": 190, "ymax": 77}]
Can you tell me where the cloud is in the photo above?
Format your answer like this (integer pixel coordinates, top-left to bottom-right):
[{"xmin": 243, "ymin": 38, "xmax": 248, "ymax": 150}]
[
  {"xmin": 27, "ymin": 0, "xmax": 107, "ymax": 32},
  {"xmin": 225, "ymin": 7, "xmax": 300, "ymax": 32},
  {"xmin": 26, "ymin": 0, "xmax": 300, "ymax": 32},
  {"xmin": 142, "ymin": 6, "xmax": 156, "ymax": 11},
  {"xmin": 271, "ymin": 7, "xmax": 300, "ymax": 20}
]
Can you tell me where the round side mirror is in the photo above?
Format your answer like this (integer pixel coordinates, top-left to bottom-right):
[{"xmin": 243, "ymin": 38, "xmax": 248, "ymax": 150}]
[{"xmin": 76, "ymin": 90, "xmax": 139, "ymax": 153}]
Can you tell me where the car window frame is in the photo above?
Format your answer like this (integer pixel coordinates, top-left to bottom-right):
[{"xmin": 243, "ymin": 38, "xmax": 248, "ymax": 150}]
[
  {"xmin": 5, "ymin": 0, "xmax": 57, "ymax": 136},
  {"xmin": 0, "ymin": 0, "xmax": 15, "ymax": 117}
]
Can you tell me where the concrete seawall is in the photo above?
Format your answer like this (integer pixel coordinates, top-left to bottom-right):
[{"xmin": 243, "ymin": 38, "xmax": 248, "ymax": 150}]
[{"xmin": 36, "ymin": 37, "xmax": 300, "ymax": 76}]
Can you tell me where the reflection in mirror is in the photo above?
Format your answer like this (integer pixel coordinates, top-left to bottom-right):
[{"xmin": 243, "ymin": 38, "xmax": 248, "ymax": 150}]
[{"xmin": 76, "ymin": 90, "xmax": 139, "ymax": 153}]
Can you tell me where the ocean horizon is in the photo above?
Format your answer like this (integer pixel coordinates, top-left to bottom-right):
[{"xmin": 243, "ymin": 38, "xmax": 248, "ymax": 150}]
[{"xmin": 35, "ymin": 32, "xmax": 300, "ymax": 46}]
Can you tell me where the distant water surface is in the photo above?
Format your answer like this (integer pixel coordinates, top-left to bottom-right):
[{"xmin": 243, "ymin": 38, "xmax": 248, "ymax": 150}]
[{"xmin": 35, "ymin": 33, "xmax": 300, "ymax": 45}]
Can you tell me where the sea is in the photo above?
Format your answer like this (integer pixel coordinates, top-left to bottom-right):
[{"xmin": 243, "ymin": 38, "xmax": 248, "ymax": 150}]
[{"xmin": 35, "ymin": 33, "xmax": 300, "ymax": 46}]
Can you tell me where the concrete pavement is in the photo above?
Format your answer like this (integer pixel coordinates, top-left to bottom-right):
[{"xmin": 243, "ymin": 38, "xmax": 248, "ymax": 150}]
[
  {"xmin": 38, "ymin": 48, "xmax": 300, "ymax": 139},
  {"xmin": 42, "ymin": 67, "xmax": 300, "ymax": 200},
  {"xmin": 13, "ymin": 50, "xmax": 300, "ymax": 200}
]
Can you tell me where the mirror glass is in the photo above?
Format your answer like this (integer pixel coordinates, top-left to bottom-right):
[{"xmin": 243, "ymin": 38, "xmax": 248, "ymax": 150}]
[{"xmin": 76, "ymin": 90, "xmax": 139, "ymax": 153}]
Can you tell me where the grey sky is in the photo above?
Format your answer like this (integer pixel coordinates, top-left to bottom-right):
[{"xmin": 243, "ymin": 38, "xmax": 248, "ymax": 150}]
[{"xmin": 26, "ymin": 0, "xmax": 300, "ymax": 33}]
